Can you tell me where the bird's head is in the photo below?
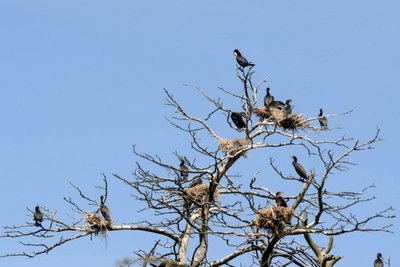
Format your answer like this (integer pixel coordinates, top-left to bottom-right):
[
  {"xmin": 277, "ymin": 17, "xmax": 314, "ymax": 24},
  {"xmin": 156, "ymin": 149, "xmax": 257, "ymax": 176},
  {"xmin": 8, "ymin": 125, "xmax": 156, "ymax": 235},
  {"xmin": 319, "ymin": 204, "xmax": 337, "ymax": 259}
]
[
  {"xmin": 266, "ymin": 87, "xmax": 270, "ymax": 93},
  {"xmin": 100, "ymin": 195, "xmax": 104, "ymax": 204},
  {"xmin": 177, "ymin": 156, "xmax": 185, "ymax": 164},
  {"xmin": 275, "ymin": 191, "xmax": 282, "ymax": 197},
  {"xmin": 319, "ymin": 108, "xmax": 324, "ymax": 115},
  {"xmin": 377, "ymin": 253, "xmax": 383, "ymax": 259},
  {"xmin": 290, "ymin": 156, "xmax": 297, "ymax": 161},
  {"xmin": 233, "ymin": 49, "xmax": 240, "ymax": 56},
  {"xmin": 286, "ymin": 99, "xmax": 292, "ymax": 105},
  {"xmin": 35, "ymin": 206, "xmax": 40, "ymax": 211}
]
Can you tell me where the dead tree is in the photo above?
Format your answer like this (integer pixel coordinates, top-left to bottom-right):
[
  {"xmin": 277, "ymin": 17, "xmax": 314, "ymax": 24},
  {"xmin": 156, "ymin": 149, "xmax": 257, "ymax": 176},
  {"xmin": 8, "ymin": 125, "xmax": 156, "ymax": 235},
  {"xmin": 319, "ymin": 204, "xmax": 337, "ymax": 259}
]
[{"xmin": 0, "ymin": 62, "xmax": 394, "ymax": 267}]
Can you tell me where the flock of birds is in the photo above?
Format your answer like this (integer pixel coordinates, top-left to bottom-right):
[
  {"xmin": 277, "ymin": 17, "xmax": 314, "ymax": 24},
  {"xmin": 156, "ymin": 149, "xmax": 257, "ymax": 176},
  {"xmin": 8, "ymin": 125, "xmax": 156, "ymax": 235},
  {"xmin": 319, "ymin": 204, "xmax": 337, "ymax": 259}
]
[
  {"xmin": 231, "ymin": 49, "xmax": 328, "ymax": 131},
  {"xmin": 30, "ymin": 49, "xmax": 385, "ymax": 267},
  {"xmin": 234, "ymin": 49, "xmax": 386, "ymax": 267}
]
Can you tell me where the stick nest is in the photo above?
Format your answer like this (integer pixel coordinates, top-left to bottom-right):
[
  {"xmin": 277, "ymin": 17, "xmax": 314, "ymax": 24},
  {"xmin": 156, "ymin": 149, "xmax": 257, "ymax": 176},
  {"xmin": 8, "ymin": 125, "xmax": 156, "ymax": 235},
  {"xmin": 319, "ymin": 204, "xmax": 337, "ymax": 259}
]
[
  {"xmin": 254, "ymin": 206, "xmax": 294, "ymax": 231},
  {"xmin": 218, "ymin": 137, "xmax": 251, "ymax": 156},
  {"xmin": 254, "ymin": 106, "xmax": 272, "ymax": 120},
  {"xmin": 85, "ymin": 213, "xmax": 111, "ymax": 234},
  {"xmin": 187, "ymin": 184, "xmax": 220, "ymax": 204},
  {"xmin": 254, "ymin": 106, "xmax": 308, "ymax": 130}
]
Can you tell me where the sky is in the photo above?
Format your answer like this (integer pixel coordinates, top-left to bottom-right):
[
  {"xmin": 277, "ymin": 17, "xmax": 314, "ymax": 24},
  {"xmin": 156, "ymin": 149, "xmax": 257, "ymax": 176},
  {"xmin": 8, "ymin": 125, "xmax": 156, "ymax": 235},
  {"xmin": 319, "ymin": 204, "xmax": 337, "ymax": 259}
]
[{"xmin": 0, "ymin": 1, "xmax": 399, "ymax": 266}]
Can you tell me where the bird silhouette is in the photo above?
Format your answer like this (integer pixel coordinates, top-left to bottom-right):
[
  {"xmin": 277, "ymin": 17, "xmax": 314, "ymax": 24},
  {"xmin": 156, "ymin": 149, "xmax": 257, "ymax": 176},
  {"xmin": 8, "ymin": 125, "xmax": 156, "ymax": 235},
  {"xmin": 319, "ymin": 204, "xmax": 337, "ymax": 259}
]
[
  {"xmin": 374, "ymin": 253, "xmax": 384, "ymax": 267},
  {"xmin": 284, "ymin": 99, "xmax": 293, "ymax": 115},
  {"xmin": 291, "ymin": 156, "xmax": 308, "ymax": 180},
  {"xmin": 100, "ymin": 195, "xmax": 111, "ymax": 222},
  {"xmin": 233, "ymin": 49, "xmax": 255, "ymax": 68},
  {"xmin": 264, "ymin": 87, "xmax": 274, "ymax": 107},
  {"xmin": 179, "ymin": 157, "xmax": 189, "ymax": 181},
  {"xmin": 318, "ymin": 108, "xmax": 328, "ymax": 129},
  {"xmin": 230, "ymin": 112, "xmax": 246, "ymax": 129},
  {"xmin": 33, "ymin": 206, "xmax": 43, "ymax": 227},
  {"xmin": 271, "ymin": 99, "xmax": 285, "ymax": 110},
  {"xmin": 275, "ymin": 192, "xmax": 288, "ymax": 207}
]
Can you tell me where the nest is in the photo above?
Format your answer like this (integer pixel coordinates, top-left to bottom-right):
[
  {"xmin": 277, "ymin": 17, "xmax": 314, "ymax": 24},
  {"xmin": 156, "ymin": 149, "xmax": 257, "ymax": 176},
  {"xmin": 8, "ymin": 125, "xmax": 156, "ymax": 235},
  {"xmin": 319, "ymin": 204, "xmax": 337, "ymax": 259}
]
[
  {"xmin": 277, "ymin": 113, "xmax": 308, "ymax": 130},
  {"xmin": 254, "ymin": 106, "xmax": 308, "ymax": 130},
  {"xmin": 85, "ymin": 213, "xmax": 111, "ymax": 233},
  {"xmin": 254, "ymin": 206, "xmax": 294, "ymax": 231},
  {"xmin": 254, "ymin": 106, "xmax": 272, "ymax": 120},
  {"xmin": 187, "ymin": 184, "xmax": 220, "ymax": 204},
  {"xmin": 218, "ymin": 137, "xmax": 251, "ymax": 156}
]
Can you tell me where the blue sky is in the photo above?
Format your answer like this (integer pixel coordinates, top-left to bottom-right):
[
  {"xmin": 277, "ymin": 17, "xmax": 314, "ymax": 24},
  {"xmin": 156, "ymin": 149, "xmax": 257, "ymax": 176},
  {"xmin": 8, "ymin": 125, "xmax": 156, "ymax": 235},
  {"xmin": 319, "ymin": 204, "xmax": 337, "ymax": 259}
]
[{"xmin": 0, "ymin": 1, "xmax": 399, "ymax": 266}]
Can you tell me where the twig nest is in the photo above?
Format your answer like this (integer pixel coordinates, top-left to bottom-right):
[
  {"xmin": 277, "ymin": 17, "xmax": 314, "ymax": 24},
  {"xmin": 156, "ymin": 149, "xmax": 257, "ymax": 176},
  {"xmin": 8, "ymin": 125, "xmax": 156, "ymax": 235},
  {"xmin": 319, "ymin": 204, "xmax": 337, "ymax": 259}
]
[
  {"xmin": 85, "ymin": 213, "xmax": 111, "ymax": 233},
  {"xmin": 255, "ymin": 206, "xmax": 294, "ymax": 231},
  {"xmin": 254, "ymin": 106, "xmax": 309, "ymax": 130},
  {"xmin": 187, "ymin": 184, "xmax": 220, "ymax": 204},
  {"xmin": 218, "ymin": 137, "xmax": 251, "ymax": 156},
  {"xmin": 277, "ymin": 113, "xmax": 308, "ymax": 130},
  {"xmin": 254, "ymin": 106, "xmax": 272, "ymax": 120}
]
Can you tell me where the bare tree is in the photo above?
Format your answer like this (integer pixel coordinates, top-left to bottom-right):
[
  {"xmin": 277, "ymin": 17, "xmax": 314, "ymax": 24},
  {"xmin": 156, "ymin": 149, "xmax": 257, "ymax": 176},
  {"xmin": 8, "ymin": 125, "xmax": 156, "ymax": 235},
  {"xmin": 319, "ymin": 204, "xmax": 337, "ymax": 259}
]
[{"xmin": 0, "ymin": 62, "xmax": 394, "ymax": 267}]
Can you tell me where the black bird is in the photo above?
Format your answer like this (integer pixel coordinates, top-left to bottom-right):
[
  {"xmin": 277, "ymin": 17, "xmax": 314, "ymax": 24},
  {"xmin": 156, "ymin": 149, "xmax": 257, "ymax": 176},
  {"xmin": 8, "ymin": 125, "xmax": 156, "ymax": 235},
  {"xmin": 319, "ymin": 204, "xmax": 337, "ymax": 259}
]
[
  {"xmin": 230, "ymin": 112, "xmax": 246, "ymax": 129},
  {"xmin": 100, "ymin": 195, "xmax": 111, "ymax": 222},
  {"xmin": 233, "ymin": 49, "xmax": 255, "ymax": 68},
  {"xmin": 188, "ymin": 177, "xmax": 202, "ymax": 188},
  {"xmin": 291, "ymin": 156, "xmax": 308, "ymax": 180},
  {"xmin": 374, "ymin": 253, "xmax": 384, "ymax": 267},
  {"xmin": 179, "ymin": 157, "xmax": 189, "ymax": 181},
  {"xmin": 271, "ymin": 99, "xmax": 285, "ymax": 110},
  {"xmin": 33, "ymin": 206, "xmax": 43, "ymax": 226},
  {"xmin": 283, "ymin": 99, "xmax": 293, "ymax": 115},
  {"xmin": 275, "ymin": 192, "xmax": 287, "ymax": 207},
  {"xmin": 318, "ymin": 108, "xmax": 328, "ymax": 129},
  {"xmin": 264, "ymin": 87, "xmax": 274, "ymax": 107}
]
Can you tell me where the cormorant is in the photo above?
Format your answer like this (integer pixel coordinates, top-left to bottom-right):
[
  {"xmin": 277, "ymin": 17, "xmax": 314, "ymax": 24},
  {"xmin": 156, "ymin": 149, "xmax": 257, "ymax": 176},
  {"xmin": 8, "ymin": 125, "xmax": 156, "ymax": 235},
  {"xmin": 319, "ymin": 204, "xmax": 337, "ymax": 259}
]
[
  {"xmin": 283, "ymin": 99, "xmax": 293, "ymax": 115},
  {"xmin": 188, "ymin": 177, "xmax": 202, "ymax": 188},
  {"xmin": 291, "ymin": 156, "xmax": 308, "ymax": 180},
  {"xmin": 233, "ymin": 49, "xmax": 255, "ymax": 68},
  {"xmin": 230, "ymin": 112, "xmax": 246, "ymax": 129},
  {"xmin": 179, "ymin": 157, "xmax": 189, "ymax": 181},
  {"xmin": 33, "ymin": 206, "xmax": 43, "ymax": 226},
  {"xmin": 271, "ymin": 100, "xmax": 285, "ymax": 110},
  {"xmin": 275, "ymin": 192, "xmax": 287, "ymax": 207},
  {"xmin": 264, "ymin": 87, "xmax": 274, "ymax": 107},
  {"xmin": 100, "ymin": 195, "xmax": 111, "ymax": 222},
  {"xmin": 318, "ymin": 108, "xmax": 328, "ymax": 129},
  {"xmin": 374, "ymin": 253, "xmax": 384, "ymax": 267}
]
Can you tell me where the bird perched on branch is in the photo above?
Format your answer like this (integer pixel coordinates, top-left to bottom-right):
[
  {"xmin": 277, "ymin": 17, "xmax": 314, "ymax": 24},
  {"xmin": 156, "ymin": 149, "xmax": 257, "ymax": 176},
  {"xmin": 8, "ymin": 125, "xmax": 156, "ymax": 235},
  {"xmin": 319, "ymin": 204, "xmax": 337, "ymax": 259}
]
[
  {"xmin": 275, "ymin": 192, "xmax": 288, "ymax": 207},
  {"xmin": 264, "ymin": 87, "xmax": 274, "ymax": 107},
  {"xmin": 374, "ymin": 253, "xmax": 384, "ymax": 267},
  {"xmin": 318, "ymin": 108, "xmax": 328, "ymax": 130},
  {"xmin": 33, "ymin": 206, "xmax": 43, "ymax": 226},
  {"xmin": 178, "ymin": 157, "xmax": 189, "ymax": 181},
  {"xmin": 100, "ymin": 195, "xmax": 111, "ymax": 222},
  {"xmin": 233, "ymin": 49, "xmax": 255, "ymax": 68},
  {"xmin": 230, "ymin": 112, "xmax": 246, "ymax": 129},
  {"xmin": 291, "ymin": 156, "xmax": 308, "ymax": 180}
]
